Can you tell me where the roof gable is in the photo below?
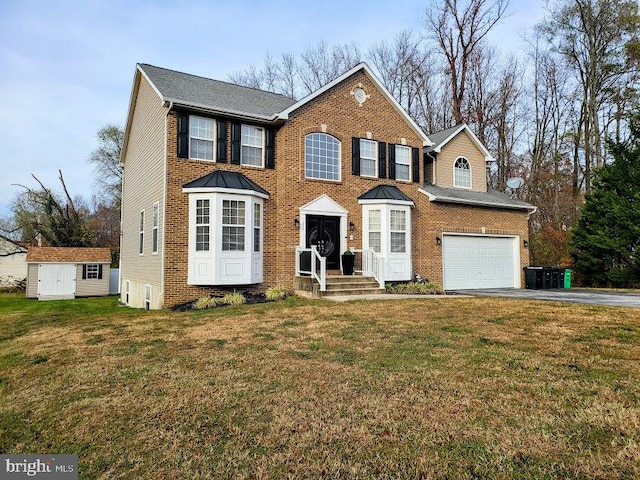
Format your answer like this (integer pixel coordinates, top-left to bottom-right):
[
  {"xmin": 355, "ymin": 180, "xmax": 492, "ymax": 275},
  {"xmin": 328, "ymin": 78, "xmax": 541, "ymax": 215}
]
[
  {"xmin": 426, "ymin": 124, "xmax": 494, "ymax": 162},
  {"xmin": 277, "ymin": 63, "xmax": 432, "ymax": 146},
  {"xmin": 27, "ymin": 247, "xmax": 112, "ymax": 263}
]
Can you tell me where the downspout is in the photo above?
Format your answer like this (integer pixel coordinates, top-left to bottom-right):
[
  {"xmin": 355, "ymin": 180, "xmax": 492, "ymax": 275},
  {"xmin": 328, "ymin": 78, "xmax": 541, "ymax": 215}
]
[
  {"xmin": 159, "ymin": 100, "xmax": 173, "ymax": 302},
  {"xmin": 426, "ymin": 151, "xmax": 436, "ymax": 184}
]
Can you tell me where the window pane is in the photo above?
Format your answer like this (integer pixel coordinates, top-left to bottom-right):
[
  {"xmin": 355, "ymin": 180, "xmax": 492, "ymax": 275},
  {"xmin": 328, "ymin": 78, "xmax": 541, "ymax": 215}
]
[
  {"xmin": 190, "ymin": 138, "xmax": 213, "ymax": 160},
  {"xmin": 369, "ymin": 210, "xmax": 381, "ymax": 230},
  {"xmin": 196, "ymin": 226, "xmax": 209, "ymax": 251},
  {"xmin": 395, "ymin": 145, "xmax": 411, "ymax": 181},
  {"xmin": 391, "ymin": 232, "xmax": 406, "ymax": 253},
  {"xmin": 454, "ymin": 158, "xmax": 471, "ymax": 187},
  {"xmin": 86, "ymin": 264, "xmax": 99, "ymax": 279},
  {"xmin": 223, "ymin": 226, "xmax": 245, "ymax": 251},
  {"xmin": 241, "ymin": 125, "xmax": 264, "ymax": 166},
  {"xmin": 390, "ymin": 210, "xmax": 406, "ymax": 231},
  {"xmin": 253, "ymin": 203, "xmax": 261, "ymax": 252},
  {"xmin": 190, "ymin": 116, "xmax": 214, "ymax": 140},
  {"xmin": 222, "ymin": 200, "xmax": 245, "ymax": 251},
  {"xmin": 305, "ymin": 133, "xmax": 341, "ymax": 180},
  {"xmin": 369, "ymin": 232, "xmax": 381, "ymax": 253}
]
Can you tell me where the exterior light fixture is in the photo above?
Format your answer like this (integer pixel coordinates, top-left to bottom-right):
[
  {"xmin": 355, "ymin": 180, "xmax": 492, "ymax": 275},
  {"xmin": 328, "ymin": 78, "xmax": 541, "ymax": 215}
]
[
  {"xmin": 294, "ymin": 218, "xmax": 300, "ymax": 229},
  {"xmin": 523, "ymin": 240, "xmax": 529, "ymax": 248},
  {"xmin": 436, "ymin": 236, "xmax": 442, "ymax": 246},
  {"xmin": 349, "ymin": 221, "xmax": 355, "ymax": 232}
]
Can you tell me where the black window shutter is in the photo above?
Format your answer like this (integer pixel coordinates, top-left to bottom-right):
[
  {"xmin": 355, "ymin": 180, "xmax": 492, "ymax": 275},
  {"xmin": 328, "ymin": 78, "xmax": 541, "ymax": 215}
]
[
  {"xmin": 412, "ymin": 147, "xmax": 420, "ymax": 183},
  {"xmin": 265, "ymin": 128, "xmax": 275, "ymax": 169},
  {"xmin": 177, "ymin": 113, "xmax": 189, "ymax": 158},
  {"xmin": 98, "ymin": 265, "xmax": 103, "ymax": 280},
  {"xmin": 230, "ymin": 122, "xmax": 241, "ymax": 164},
  {"xmin": 216, "ymin": 120, "xmax": 227, "ymax": 163},
  {"xmin": 82, "ymin": 264, "xmax": 87, "ymax": 280},
  {"xmin": 351, "ymin": 137, "xmax": 360, "ymax": 176},
  {"xmin": 378, "ymin": 142, "xmax": 387, "ymax": 179},
  {"xmin": 388, "ymin": 144, "xmax": 396, "ymax": 180}
]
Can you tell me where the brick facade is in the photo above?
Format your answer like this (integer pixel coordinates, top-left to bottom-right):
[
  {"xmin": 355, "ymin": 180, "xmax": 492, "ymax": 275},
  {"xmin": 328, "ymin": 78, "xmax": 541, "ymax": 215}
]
[{"xmin": 156, "ymin": 68, "xmax": 530, "ymax": 308}]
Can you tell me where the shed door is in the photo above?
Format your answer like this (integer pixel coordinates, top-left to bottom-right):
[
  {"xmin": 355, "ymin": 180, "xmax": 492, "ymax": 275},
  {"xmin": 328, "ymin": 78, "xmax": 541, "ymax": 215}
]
[
  {"xmin": 442, "ymin": 235, "xmax": 518, "ymax": 290},
  {"xmin": 38, "ymin": 264, "xmax": 76, "ymax": 298}
]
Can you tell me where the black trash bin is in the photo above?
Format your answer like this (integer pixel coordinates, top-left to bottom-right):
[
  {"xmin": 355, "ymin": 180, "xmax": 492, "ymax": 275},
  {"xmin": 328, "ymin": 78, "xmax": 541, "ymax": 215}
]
[
  {"xmin": 542, "ymin": 267, "xmax": 554, "ymax": 289},
  {"xmin": 555, "ymin": 268, "xmax": 565, "ymax": 289},
  {"xmin": 524, "ymin": 266, "xmax": 544, "ymax": 289}
]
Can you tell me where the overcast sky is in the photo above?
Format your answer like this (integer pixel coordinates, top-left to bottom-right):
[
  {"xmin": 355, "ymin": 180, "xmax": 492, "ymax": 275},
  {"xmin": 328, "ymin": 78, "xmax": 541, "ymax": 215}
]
[{"xmin": 0, "ymin": 0, "xmax": 545, "ymax": 217}]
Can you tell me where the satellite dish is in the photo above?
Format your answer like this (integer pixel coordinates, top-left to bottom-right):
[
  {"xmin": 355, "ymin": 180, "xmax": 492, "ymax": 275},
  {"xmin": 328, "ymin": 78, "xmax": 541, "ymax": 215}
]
[{"xmin": 506, "ymin": 177, "xmax": 524, "ymax": 189}]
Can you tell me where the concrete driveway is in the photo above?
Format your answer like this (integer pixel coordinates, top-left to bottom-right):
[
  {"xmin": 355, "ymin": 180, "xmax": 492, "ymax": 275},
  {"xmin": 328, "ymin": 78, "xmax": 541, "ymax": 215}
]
[{"xmin": 453, "ymin": 288, "xmax": 640, "ymax": 308}]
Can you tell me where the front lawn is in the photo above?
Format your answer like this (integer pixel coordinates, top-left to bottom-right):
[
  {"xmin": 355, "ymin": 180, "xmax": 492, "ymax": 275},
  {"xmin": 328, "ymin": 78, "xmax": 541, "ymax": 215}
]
[{"xmin": 0, "ymin": 293, "xmax": 638, "ymax": 479}]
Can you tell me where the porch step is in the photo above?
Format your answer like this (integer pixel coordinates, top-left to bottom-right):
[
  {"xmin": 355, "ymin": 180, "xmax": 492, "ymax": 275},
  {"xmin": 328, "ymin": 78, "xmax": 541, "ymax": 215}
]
[{"xmin": 322, "ymin": 275, "xmax": 385, "ymax": 297}]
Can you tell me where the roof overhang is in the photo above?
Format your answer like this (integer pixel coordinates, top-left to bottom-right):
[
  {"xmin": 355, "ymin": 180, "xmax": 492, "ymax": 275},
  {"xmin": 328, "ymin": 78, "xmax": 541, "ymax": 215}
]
[
  {"xmin": 277, "ymin": 63, "xmax": 433, "ymax": 147},
  {"xmin": 181, "ymin": 186, "xmax": 269, "ymax": 199},
  {"xmin": 419, "ymin": 187, "xmax": 537, "ymax": 212},
  {"xmin": 358, "ymin": 198, "xmax": 414, "ymax": 206}
]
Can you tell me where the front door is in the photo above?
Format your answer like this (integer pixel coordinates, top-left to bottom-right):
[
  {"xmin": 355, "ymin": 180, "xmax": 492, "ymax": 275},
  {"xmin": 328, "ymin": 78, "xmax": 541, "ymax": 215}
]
[{"xmin": 306, "ymin": 215, "xmax": 340, "ymax": 270}]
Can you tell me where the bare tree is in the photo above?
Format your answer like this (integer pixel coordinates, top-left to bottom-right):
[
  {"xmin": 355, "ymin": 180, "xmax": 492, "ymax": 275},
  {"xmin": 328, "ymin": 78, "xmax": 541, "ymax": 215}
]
[
  {"xmin": 88, "ymin": 124, "xmax": 124, "ymax": 203},
  {"xmin": 425, "ymin": 0, "xmax": 510, "ymax": 124}
]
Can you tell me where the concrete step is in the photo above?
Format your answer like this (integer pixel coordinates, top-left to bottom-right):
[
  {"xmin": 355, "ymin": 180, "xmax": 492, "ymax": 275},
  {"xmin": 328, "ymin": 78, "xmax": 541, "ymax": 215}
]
[
  {"xmin": 325, "ymin": 275, "xmax": 377, "ymax": 284},
  {"xmin": 326, "ymin": 281, "xmax": 381, "ymax": 290},
  {"xmin": 322, "ymin": 287, "xmax": 386, "ymax": 296}
]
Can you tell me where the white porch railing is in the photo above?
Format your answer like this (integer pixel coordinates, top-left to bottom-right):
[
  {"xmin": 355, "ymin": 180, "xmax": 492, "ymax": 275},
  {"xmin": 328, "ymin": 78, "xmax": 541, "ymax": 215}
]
[
  {"xmin": 352, "ymin": 248, "xmax": 385, "ymax": 289},
  {"xmin": 295, "ymin": 246, "xmax": 326, "ymax": 291}
]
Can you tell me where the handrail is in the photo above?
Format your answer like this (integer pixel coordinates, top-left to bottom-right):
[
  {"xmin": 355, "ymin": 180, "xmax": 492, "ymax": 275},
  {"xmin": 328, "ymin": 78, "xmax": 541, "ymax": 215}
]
[
  {"xmin": 352, "ymin": 248, "xmax": 385, "ymax": 289},
  {"xmin": 295, "ymin": 246, "xmax": 326, "ymax": 291}
]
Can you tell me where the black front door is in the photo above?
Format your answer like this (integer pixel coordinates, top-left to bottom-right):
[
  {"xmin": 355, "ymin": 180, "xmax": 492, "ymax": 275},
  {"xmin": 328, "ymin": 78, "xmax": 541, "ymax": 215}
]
[{"xmin": 306, "ymin": 215, "xmax": 340, "ymax": 270}]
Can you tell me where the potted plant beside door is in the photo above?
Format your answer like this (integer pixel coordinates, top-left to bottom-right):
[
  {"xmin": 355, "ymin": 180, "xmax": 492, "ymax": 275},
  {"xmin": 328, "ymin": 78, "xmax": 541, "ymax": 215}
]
[{"xmin": 341, "ymin": 248, "xmax": 355, "ymax": 275}]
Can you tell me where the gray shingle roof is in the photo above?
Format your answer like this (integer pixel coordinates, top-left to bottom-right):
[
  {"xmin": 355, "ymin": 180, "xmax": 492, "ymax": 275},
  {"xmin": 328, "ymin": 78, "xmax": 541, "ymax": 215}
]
[
  {"xmin": 420, "ymin": 184, "xmax": 535, "ymax": 211},
  {"xmin": 358, "ymin": 185, "xmax": 414, "ymax": 203},
  {"xmin": 139, "ymin": 64, "xmax": 296, "ymax": 120},
  {"xmin": 182, "ymin": 170, "xmax": 269, "ymax": 197},
  {"xmin": 425, "ymin": 124, "xmax": 463, "ymax": 152}
]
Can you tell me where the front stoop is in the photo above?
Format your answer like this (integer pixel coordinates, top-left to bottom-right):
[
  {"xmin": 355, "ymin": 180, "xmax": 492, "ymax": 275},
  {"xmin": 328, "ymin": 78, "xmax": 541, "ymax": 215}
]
[{"xmin": 295, "ymin": 274, "xmax": 385, "ymax": 298}]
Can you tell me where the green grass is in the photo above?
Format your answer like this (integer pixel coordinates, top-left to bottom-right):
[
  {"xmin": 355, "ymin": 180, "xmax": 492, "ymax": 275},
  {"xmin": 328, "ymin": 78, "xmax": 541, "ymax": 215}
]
[{"xmin": 0, "ymin": 292, "xmax": 638, "ymax": 478}]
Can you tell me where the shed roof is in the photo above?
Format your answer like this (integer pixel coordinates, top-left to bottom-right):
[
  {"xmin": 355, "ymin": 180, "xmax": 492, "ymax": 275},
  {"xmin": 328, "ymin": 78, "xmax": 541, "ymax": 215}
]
[{"xmin": 27, "ymin": 247, "xmax": 112, "ymax": 263}]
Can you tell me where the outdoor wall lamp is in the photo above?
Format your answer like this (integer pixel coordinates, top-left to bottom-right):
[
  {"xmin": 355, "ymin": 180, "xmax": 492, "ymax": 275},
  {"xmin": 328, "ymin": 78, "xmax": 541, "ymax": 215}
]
[
  {"xmin": 294, "ymin": 218, "xmax": 300, "ymax": 229},
  {"xmin": 523, "ymin": 240, "xmax": 529, "ymax": 248},
  {"xmin": 349, "ymin": 221, "xmax": 355, "ymax": 232},
  {"xmin": 436, "ymin": 236, "xmax": 442, "ymax": 246}
]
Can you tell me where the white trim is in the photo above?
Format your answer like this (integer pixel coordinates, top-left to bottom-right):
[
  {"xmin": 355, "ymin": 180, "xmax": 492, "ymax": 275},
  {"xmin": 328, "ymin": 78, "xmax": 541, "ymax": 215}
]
[
  {"xmin": 304, "ymin": 132, "xmax": 342, "ymax": 182},
  {"xmin": 394, "ymin": 144, "xmax": 412, "ymax": 182},
  {"xmin": 139, "ymin": 209, "xmax": 145, "ymax": 256},
  {"xmin": 359, "ymin": 138, "xmax": 378, "ymax": 178},
  {"xmin": 152, "ymin": 202, "xmax": 159, "ymax": 254},
  {"xmin": 278, "ymin": 63, "xmax": 432, "ymax": 146},
  {"xmin": 453, "ymin": 157, "xmax": 472, "ymax": 189},
  {"xmin": 428, "ymin": 124, "xmax": 495, "ymax": 162},
  {"xmin": 181, "ymin": 186, "xmax": 269, "ymax": 199},
  {"xmin": 358, "ymin": 198, "xmax": 414, "ymax": 206},
  {"xmin": 298, "ymin": 195, "xmax": 349, "ymax": 259},
  {"xmin": 188, "ymin": 115, "xmax": 216, "ymax": 161},
  {"xmin": 240, "ymin": 124, "xmax": 265, "ymax": 168}
]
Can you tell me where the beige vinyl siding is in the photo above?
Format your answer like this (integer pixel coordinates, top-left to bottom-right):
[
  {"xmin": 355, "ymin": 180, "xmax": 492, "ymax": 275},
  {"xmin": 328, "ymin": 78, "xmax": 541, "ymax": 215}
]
[
  {"xmin": 0, "ymin": 253, "xmax": 27, "ymax": 287},
  {"xmin": 26, "ymin": 263, "xmax": 38, "ymax": 298},
  {"xmin": 120, "ymin": 74, "xmax": 166, "ymax": 308},
  {"xmin": 434, "ymin": 131, "xmax": 488, "ymax": 192},
  {"xmin": 75, "ymin": 264, "xmax": 110, "ymax": 297}
]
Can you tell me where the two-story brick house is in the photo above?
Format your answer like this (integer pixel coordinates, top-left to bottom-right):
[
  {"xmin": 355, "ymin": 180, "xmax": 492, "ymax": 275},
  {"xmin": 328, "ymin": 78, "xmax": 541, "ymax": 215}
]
[{"xmin": 120, "ymin": 62, "xmax": 535, "ymax": 309}]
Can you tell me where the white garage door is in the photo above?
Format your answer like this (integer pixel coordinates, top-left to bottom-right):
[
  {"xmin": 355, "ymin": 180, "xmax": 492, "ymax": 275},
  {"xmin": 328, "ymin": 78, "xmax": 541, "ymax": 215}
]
[
  {"xmin": 38, "ymin": 263, "xmax": 76, "ymax": 299},
  {"xmin": 443, "ymin": 235, "xmax": 518, "ymax": 290}
]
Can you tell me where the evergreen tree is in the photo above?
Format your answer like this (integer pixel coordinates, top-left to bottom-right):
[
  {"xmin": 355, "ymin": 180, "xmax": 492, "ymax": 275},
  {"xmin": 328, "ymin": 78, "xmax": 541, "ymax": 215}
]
[{"xmin": 570, "ymin": 113, "xmax": 640, "ymax": 286}]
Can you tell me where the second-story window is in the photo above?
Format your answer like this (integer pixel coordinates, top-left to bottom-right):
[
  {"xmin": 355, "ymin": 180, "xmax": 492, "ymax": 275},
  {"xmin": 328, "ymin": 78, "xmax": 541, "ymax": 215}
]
[
  {"xmin": 305, "ymin": 133, "xmax": 341, "ymax": 181},
  {"xmin": 189, "ymin": 116, "xmax": 215, "ymax": 161},
  {"xmin": 395, "ymin": 145, "xmax": 411, "ymax": 182},
  {"xmin": 360, "ymin": 139, "xmax": 377, "ymax": 178},
  {"xmin": 241, "ymin": 125, "xmax": 264, "ymax": 167},
  {"xmin": 454, "ymin": 157, "xmax": 471, "ymax": 188}
]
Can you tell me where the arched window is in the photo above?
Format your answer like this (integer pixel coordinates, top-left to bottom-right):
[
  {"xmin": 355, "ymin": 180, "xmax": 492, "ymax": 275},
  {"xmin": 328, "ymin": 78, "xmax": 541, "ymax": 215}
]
[
  {"xmin": 305, "ymin": 133, "xmax": 341, "ymax": 181},
  {"xmin": 454, "ymin": 157, "xmax": 471, "ymax": 188}
]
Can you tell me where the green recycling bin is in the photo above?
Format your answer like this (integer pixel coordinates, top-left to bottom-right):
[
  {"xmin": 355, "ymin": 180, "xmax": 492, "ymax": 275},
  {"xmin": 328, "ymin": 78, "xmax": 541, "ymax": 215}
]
[{"xmin": 564, "ymin": 269, "xmax": 572, "ymax": 288}]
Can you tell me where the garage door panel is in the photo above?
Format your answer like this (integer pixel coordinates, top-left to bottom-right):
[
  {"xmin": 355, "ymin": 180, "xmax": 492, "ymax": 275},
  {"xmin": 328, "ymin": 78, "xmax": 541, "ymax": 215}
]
[{"xmin": 443, "ymin": 235, "xmax": 517, "ymax": 290}]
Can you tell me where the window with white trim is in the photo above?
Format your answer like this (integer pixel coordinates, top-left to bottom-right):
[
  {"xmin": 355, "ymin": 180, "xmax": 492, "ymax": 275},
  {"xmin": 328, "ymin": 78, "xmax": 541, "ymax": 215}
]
[
  {"xmin": 139, "ymin": 210, "xmax": 145, "ymax": 255},
  {"xmin": 305, "ymin": 133, "xmax": 341, "ymax": 181},
  {"xmin": 222, "ymin": 200, "xmax": 245, "ymax": 251},
  {"xmin": 145, "ymin": 284, "xmax": 151, "ymax": 310},
  {"xmin": 196, "ymin": 199, "xmax": 210, "ymax": 251},
  {"xmin": 152, "ymin": 202, "xmax": 159, "ymax": 254},
  {"xmin": 454, "ymin": 157, "xmax": 471, "ymax": 188},
  {"xmin": 368, "ymin": 209, "xmax": 381, "ymax": 253},
  {"xmin": 390, "ymin": 209, "xmax": 406, "ymax": 253},
  {"xmin": 395, "ymin": 145, "xmax": 411, "ymax": 181},
  {"xmin": 241, "ymin": 125, "xmax": 264, "ymax": 167},
  {"xmin": 125, "ymin": 280, "xmax": 130, "ymax": 304},
  {"xmin": 253, "ymin": 203, "xmax": 261, "ymax": 252},
  {"xmin": 189, "ymin": 115, "xmax": 215, "ymax": 161},
  {"xmin": 360, "ymin": 139, "xmax": 377, "ymax": 177}
]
